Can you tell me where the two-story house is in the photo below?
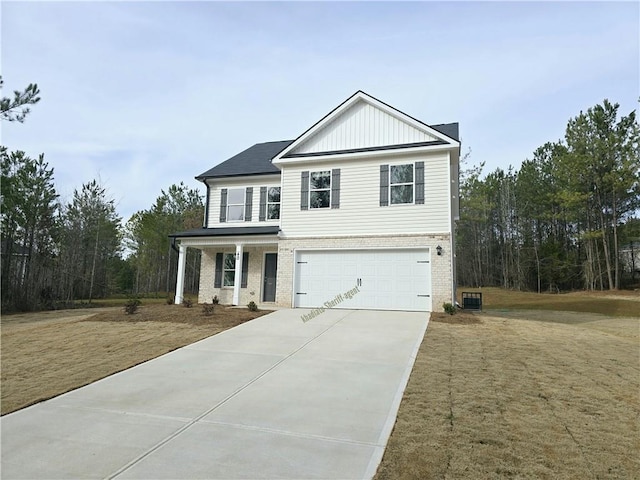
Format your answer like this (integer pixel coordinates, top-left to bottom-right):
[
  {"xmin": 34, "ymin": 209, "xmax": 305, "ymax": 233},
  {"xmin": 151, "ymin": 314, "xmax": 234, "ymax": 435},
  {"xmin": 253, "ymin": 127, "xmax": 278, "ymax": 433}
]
[{"xmin": 170, "ymin": 91, "xmax": 460, "ymax": 312}]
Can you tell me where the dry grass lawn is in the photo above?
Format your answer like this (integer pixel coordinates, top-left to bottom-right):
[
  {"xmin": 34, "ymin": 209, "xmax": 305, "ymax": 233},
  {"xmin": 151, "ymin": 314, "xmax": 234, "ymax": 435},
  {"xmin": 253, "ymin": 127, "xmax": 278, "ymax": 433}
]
[
  {"xmin": 375, "ymin": 308, "xmax": 640, "ymax": 479},
  {"xmin": 1, "ymin": 303, "xmax": 269, "ymax": 415},
  {"xmin": 2, "ymin": 289, "xmax": 638, "ymax": 478},
  {"xmin": 459, "ymin": 286, "xmax": 640, "ymax": 317}
]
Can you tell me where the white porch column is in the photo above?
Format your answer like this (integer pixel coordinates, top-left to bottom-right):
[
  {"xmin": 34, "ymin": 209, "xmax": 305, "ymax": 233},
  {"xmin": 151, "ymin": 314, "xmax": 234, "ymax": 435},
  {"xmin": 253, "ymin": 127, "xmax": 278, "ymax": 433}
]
[
  {"xmin": 232, "ymin": 243, "xmax": 243, "ymax": 306},
  {"xmin": 175, "ymin": 244, "xmax": 187, "ymax": 304}
]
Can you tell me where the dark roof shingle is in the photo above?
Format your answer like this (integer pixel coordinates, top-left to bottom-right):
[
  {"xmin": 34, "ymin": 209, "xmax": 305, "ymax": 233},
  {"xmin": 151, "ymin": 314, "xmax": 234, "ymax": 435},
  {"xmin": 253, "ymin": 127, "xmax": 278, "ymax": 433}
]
[
  {"xmin": 430, "ymin": 123, "xmax": 459, "ymax": 141},
  {"xmin": 196, "ymin": 140, "xmax": 293, "ymax": 180},
  {"xmin": 196, "ymin": 121, "xmax": 458, "ymax": 182}
]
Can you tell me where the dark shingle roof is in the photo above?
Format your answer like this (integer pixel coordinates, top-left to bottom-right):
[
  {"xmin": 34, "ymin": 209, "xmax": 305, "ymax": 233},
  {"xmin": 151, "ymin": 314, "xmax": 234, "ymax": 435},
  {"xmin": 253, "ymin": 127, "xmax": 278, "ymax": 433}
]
[
  {"xmin": 430, "ymin": 123, "xmax": 459, "ymax": 141},
  {"xmin": 196, "ymin": 140, "xmax": 293, "ymax": 180},
  {"xmin": 196, "ymin": 121, "xmax": 458, "ymax": 182}
]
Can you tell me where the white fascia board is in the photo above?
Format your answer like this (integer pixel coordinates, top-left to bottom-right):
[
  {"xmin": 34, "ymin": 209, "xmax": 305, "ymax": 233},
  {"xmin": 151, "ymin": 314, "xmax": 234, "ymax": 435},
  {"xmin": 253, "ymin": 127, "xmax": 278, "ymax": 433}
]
[
  {"xmin": 278, "ymin": 231, "xmax": 452, "ymax": 240},
  {"xmin": 180, "ymin": 235, "xmax": 280, "ymax": 248},
  {"xmin": 274, "ymin": 143, "xmax": 458, "ymax": 166}
]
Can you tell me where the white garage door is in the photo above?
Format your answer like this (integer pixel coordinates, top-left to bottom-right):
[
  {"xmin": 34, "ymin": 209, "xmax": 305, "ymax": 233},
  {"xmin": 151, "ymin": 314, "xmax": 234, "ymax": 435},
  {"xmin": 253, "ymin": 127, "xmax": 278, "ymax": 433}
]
[{"xmin": 294, "ymin": 249, "xmax": 432, "ymax": 312}]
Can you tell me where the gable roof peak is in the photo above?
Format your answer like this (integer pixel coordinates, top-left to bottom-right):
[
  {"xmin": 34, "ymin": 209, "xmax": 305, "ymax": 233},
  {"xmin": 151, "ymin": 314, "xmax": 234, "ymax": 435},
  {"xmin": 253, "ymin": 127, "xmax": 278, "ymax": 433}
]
[{"xmin": 272, "ymin": 91, "xmax": 459, "ymax": 161}]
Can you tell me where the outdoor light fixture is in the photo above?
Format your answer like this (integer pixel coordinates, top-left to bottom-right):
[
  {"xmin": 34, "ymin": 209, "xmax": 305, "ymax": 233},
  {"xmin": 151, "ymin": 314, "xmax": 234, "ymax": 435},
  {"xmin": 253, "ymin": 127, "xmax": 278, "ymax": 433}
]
[{"xmin": 436, "ymin": 245, "xmax": 443, "ymax": 256}]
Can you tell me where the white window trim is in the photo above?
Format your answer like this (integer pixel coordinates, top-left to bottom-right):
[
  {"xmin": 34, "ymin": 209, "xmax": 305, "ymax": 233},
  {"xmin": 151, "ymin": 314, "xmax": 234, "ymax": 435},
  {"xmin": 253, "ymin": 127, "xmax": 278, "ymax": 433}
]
[
  {"xmin": 222, "ymin": 252, "xmax": 236, "ymax": 287},
  {"xmin": 309, "ymin": 170, "xmax": 331, "ymax": 209},
  {"xmin": 389, "ymin": 163, "xmax": 415, "ymax": 206},
  {"xmin": 227, "ymin": 187, "xmax": 245, "ymax": 222},
  {"xmin": 267, "ymin": 186, "xmax": 281, "ymax": 220}
]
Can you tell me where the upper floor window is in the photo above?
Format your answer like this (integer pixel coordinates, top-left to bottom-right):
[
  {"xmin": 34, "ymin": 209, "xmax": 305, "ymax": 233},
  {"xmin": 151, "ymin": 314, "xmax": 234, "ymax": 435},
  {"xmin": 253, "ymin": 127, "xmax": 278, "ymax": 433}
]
[
  {"xmin": 310, "ymin": 171, "xmax": 331, "ymax": 208},
  {"xmin": 227, "ymin": 188, "xmax": 245, "ymax": 221},
  {"xmin": 301, "ymin": 169, "xmax": 340, "ymax": 210},
  {"xmin": 267, "ymin": 187, "xmax": 280, "ymax": 219},
  {"xmin": 390, "ymin": 164, "xmax": 414, "ymax": 204}
]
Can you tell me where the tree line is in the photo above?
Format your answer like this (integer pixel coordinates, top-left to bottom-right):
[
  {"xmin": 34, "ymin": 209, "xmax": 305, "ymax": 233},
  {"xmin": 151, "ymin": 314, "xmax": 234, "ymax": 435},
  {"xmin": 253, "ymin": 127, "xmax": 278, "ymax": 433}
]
[
  {"xmin": 1, "ymin": 78, "xmax": 203, "ymax": 312},
  {"xmin": 456, "ymin": 99, "xmax": 639, "ymax": 292},
  {"xmin": 3, "ymin": 78, "xmax": 637, "ymax": 311}
]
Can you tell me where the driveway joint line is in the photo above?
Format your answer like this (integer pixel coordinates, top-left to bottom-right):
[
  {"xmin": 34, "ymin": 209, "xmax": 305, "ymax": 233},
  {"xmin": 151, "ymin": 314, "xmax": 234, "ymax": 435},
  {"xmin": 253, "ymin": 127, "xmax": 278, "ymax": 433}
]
[
  {"xmin": 198, "ymin": 419, "xmax": 385, "ymax": 447},
  {"xmin": 53, "ymin": 403, "xmax": 193, "ymax": 423},
  {"xmin": 107, "ymin": 311, "xmax": 350, "ymax": 479}
]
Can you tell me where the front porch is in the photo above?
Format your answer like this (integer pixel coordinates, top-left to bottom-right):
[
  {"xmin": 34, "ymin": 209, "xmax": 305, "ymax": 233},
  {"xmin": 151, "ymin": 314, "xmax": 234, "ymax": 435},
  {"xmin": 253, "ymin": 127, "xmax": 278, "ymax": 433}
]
[{"xmin": 169, "ymin": 227, "xmax": 280, "ymax": 306}]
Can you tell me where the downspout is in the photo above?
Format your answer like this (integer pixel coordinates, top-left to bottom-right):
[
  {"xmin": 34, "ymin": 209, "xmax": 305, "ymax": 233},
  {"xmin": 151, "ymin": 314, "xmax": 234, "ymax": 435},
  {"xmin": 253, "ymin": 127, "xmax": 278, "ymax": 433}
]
[
  {"xmin": 169, "ymin": 236, "xmax": 179, "ymax": 295},
  {"xmin": 451, "ymin": 146, "xmax": 460, "ymax": 306},
  {"xmin": 203, "ymin": 180, "xmax": 210, "ymax": 228}
]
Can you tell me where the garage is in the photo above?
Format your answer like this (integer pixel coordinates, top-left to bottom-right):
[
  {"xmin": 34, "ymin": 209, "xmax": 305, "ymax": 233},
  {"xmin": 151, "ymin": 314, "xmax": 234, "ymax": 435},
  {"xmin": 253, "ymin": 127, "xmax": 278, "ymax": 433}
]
[{"xmin": 294, "ymin": 248, "xmax": 432, "ymax": 312}]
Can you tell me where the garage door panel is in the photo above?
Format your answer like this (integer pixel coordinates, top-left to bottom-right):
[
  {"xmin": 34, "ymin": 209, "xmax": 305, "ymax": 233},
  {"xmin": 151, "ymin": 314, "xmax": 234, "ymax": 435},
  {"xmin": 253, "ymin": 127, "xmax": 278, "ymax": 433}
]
[{"xmin": 294, "ymin": 249, "xmax": 432, "ymax": 312}]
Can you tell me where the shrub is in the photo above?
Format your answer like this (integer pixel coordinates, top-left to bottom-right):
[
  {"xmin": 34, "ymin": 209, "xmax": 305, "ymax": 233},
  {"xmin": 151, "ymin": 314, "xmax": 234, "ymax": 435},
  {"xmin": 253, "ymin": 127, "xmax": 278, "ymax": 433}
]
[
  {"xmin": 247, "ymin": 301, "xmax": 258, "ymax": 312},
  {"xmin": 124, "ymin": 298, "xmax": 141, "ymax": 314},
  {"xmin": 166, "ymin": 295, "xmax": 174, "ymax": 305},
  {"xmin": 202, "ymin": 303, "xmax": 215, "ymax": 316},
  {"xmin": 443, "ymin": 302, "xmax": 456, "ymax": 315},
  {"xmin": 212, "ymin": 295, "xmax": 219, "ymax": 305},
  {"xmin": 183, "ymin": 298, "xmax": 193, "ymax": 308}
]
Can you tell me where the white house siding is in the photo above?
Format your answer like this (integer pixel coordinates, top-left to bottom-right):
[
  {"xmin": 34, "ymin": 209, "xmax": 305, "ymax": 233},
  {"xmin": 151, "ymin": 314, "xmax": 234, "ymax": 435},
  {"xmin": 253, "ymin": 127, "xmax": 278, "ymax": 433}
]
[
  {"xmin": 291, "ymin": 101, "xmax": 438, "ymax": 155},
  {"xmin": 206, "ymin": 175, "xmax": 281, "ymax": 228},
  {"xmin": 275, "ymin": 234, "xmax": 452, "ymax": 312},
  {"xmin": 450, "ymin": 155, "xmax": 460, "ymax": 221},
  {"xmin": 279, "ymin": 151, "xmax": 451, "ymax": 238},
  {"xmin": 198, "ymin": 245, "xmax": 277, "ymax": 305}
]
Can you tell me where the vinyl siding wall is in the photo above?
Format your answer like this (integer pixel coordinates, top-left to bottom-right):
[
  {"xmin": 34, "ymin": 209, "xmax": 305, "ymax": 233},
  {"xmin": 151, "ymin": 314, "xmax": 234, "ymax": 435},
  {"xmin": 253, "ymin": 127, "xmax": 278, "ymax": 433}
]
[
  {"xmin": 206, "ymin": 175, "xmax": 281, "ymax": 227},
  {"xmin": 279, "ymin": 151, "xmax": 452, "ymax": 238}
]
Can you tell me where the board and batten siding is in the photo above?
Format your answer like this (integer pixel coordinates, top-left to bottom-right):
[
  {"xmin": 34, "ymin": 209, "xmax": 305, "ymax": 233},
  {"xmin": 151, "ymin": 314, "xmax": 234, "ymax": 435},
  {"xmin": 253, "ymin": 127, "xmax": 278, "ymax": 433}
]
[
  {"xmin": 279, "ymin": 152, "xmax": 452, "ymax": 237},
  {"xmin": 292, "ymin": 102, "xmax": 438, "ymax": 155},
  {"xmin": 206, "ymin": 175, "xmax": 281, "ymax": 227}
]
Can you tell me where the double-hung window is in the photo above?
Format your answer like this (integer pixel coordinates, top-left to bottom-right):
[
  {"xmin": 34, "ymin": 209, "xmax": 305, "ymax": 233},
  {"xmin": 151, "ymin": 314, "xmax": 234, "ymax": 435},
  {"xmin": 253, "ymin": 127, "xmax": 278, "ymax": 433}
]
[
  {"xmin": 390, "ymin": 164, "xmax": 414, "ymax": 204},
  {"xmin": 227, "ymin": 188, "xmax": 245, "ymax": 221},
  {"xmin": 223, "ymin": 253, "xmax": 236, "ymax": 287},
  {"xmin": 267, "ymin": 187, "xmax": 280, "ymax": 219},
  {"xmin": 310, "ymin": 171, "xmax": 331, "ymax": 208}
]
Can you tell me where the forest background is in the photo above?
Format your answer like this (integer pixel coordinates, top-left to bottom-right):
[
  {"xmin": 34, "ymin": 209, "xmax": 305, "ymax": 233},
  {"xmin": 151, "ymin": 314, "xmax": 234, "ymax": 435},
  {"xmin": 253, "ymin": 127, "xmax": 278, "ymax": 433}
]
[{"xmin": 2, "ymin": 78, "xmax": 638, "ymax": 312}]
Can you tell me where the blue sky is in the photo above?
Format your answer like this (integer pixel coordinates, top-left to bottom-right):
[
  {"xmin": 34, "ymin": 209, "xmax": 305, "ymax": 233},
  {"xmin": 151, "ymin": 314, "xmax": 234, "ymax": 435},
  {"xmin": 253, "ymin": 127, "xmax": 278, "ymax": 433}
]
[{"xmin": 2, "ymin": 1, "xmax": 638, "ymax": 222}]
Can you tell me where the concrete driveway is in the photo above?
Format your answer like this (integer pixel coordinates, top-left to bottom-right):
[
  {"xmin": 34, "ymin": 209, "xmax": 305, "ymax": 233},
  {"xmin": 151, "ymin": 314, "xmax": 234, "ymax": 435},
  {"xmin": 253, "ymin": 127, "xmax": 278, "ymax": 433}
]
[{"xmin": 1, "ymin": 308, "xmax": 428, "ymax": 479}]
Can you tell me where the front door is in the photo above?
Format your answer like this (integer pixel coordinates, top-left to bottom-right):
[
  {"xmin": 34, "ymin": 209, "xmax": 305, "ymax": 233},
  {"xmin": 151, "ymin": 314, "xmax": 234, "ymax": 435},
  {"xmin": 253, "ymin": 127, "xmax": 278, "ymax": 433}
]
[{"xmin": 262, "ymin": 253, "xmax": 278, "ymax": 302}]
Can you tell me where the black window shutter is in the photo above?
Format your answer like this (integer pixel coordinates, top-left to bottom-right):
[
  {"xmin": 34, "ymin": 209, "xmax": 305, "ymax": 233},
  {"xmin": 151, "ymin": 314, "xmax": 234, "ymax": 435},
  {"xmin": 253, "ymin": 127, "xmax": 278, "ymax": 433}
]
[
  {"xmin": 245, "ymin": 187, "xmax": 253, "ymax": 221},
  {"xmin": 380, "ymin": 165, "xmax": 389, "ymax": 206},
  {"xmin": 204, "ymin": 183, "xmax": 210, "ymax": 227},
  {"xmin": 214, "ymin": 252, "xmax": 223, "ymax": 288},
  {"xmin": 241, "ymin": 252, "xmax": 249, "ymax": 288},
  {"xmin": 219, "ymin": 189, "xmax": 228, "ymax": 222},
  {"xmin": 301, "ymin": 171, "xmax": 309, "ymax": 210},
  {"xmin": 259, "ymin": 187, "xmax": 267, "ymax": 221},
  {"xmin": 415, "ymin": 162, "xmax": 425, "ymax": 204},
  {"xmin": 331, "ymin": 169, "xmax": 340, "ymax": 209}
]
